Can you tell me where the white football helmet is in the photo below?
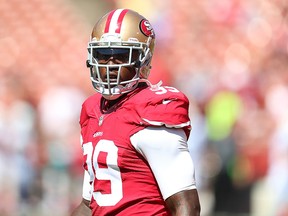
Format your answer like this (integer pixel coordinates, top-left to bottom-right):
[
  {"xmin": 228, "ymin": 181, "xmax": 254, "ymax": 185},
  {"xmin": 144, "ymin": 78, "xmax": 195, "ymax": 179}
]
[{"xmin": 87, "ymin": 9, "xmax": 156, "ymax": 100}]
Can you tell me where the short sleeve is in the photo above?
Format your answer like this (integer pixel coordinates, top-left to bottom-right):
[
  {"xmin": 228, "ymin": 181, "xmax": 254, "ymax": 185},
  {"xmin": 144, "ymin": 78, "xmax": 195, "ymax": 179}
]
[{"xmin": 130, "ymin": 126, "xmax": 197, "ymax": 200}]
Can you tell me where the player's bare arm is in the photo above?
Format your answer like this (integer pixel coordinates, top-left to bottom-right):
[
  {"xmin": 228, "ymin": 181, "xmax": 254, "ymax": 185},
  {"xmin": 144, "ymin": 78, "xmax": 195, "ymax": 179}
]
[
  {"xmin": 71, "ymin": 199, "xmax": 91, "ymax": 216},
  {"xmin": 165, "ymin": 189, "xmax": 201, "ymax": 216}
]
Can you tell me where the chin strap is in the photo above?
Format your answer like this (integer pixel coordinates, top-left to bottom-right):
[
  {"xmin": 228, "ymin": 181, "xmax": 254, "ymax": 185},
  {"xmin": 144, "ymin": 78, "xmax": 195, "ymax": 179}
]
[{"xmin": 137, "ymin": 79, "xmax": 162, "ymax": 90}]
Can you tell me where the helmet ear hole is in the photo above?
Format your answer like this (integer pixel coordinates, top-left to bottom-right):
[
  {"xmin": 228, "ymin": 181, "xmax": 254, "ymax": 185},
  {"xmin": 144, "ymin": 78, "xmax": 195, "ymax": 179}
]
[
  {"xmin": 134, "ymin": 60, "xmax": 141, "ymax": 68},
  {"xmin": 86, "ymin": 60, "xmax": 92, "ymax": 68}
]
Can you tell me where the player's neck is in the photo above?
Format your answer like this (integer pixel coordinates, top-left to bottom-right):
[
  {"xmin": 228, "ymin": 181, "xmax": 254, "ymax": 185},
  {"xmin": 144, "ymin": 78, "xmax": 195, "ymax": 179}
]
[
  {"xmin": 101, "ymin": 97, "xmax": 122, "ymax": 112},
  {"xmin": 100, "ymin": 83, "xmax": 148, "ymax": 112}
]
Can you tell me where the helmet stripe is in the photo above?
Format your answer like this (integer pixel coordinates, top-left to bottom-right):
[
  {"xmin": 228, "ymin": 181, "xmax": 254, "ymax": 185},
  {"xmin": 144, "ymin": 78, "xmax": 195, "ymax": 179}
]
[
  {"xmin": 115, "ymin": 9, "xmax": 128, "ymax": 33},
  {"xmin": 104, "ymin": 9, "xmax": 116, "ymax": 33},
  {"xmin": 104, "ymin": 9, "xmax": 128, "ymax": 34}
]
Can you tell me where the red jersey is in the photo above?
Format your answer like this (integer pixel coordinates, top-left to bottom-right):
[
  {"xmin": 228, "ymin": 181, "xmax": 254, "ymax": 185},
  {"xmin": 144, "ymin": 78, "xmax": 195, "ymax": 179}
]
[{"xmin": 79, "ymin": 84, "xmax": 191, "ymax": 215}]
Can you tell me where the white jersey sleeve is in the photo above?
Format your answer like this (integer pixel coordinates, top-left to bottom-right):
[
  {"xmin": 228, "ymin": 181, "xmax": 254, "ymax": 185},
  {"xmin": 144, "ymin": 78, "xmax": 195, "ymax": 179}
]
[
  {"xmin": 81, "ymin": 134, "xmax": 92, "ymax": 201},
  {"xmin": 82, "ymin": 168, "xmax": 92, "ymax": 201},
  {"xmin": 130, "ymin": 126, "xmax": 197, "ymax": 200}
]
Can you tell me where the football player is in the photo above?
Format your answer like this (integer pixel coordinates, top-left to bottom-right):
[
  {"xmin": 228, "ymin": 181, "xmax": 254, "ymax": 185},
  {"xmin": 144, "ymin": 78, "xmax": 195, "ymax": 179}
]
[{"xmin": 71, "ymin": 9, "xmax": 201, "ymax": 216}]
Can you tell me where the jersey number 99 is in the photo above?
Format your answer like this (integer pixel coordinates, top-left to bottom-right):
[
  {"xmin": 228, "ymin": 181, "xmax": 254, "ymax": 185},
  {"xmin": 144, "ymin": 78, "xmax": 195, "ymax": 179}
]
[{"xmin": 83, "ymin": 140, "xmax": 123, "ymax": 206}]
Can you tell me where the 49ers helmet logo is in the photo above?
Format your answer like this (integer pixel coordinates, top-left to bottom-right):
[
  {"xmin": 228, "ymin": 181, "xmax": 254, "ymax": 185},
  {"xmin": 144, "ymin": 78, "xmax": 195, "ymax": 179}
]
[{"xmin": 139, "ymin": 19, "xmax": 155, "ymax": 38}]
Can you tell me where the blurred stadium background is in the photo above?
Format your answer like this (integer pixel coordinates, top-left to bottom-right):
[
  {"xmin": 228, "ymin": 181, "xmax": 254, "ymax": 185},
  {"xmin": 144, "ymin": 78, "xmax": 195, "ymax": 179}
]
[{"xmin": 0, "ymin": 0, "xmax": 287, "ymax": 215}]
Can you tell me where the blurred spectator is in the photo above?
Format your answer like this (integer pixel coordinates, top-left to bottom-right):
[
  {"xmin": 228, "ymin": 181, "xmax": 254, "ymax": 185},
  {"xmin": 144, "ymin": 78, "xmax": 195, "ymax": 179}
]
[
  {"xmin": 0, "ymin": 72, "xmax": 39, "ymax": 215},
  {"xmin": 37, "ymin": 85, "xmax": 86, "ymax": 216}
]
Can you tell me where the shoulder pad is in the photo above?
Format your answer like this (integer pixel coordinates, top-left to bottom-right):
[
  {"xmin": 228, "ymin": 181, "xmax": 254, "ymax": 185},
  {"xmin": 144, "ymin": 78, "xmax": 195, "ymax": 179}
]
[
  {"xmin": 79, "ymin": 94, "xmax": 101, "ymax": 127},
  {"xmin": 133, "ymin": 86, "xmax": 191, "ymax": 129}
]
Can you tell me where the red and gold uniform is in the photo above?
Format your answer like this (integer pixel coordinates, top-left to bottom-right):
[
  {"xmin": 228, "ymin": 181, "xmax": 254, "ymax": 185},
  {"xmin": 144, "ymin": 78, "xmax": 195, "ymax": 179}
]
[{"xmin": 80, "ymin": 84, "xmax": 196, "ymax": 215}]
